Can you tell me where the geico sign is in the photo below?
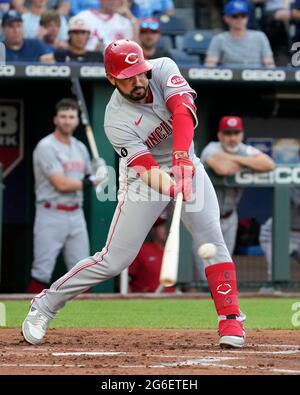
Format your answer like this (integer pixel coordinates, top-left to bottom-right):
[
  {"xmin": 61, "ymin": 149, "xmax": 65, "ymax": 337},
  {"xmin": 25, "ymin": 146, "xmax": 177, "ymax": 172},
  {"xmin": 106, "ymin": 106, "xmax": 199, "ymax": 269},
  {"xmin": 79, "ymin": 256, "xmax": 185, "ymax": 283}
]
[
  {"xmin": 0, "ymin": 65, "xmax": 16, "ymax": 76},
  {"xmin": 235, "ymin": 167, "xmax": 300, "ymax": 185},
  {"xmin": 242, "ymin": 69, "xmax": 286, "ymax": 81},
  {"xmin": 25, "ymin": 65, "xmax": 71, "ymax": 77},
  {"xmin": 188, "ymin": 68, "xmax": 233, "ymax": 80},
  {"xmin": 295, "ymin": 70, "xmax": 300, "ymax": 81},
  {"xmin": 80, "ymin": 66, "xmax": 106, "ymax": 77}
]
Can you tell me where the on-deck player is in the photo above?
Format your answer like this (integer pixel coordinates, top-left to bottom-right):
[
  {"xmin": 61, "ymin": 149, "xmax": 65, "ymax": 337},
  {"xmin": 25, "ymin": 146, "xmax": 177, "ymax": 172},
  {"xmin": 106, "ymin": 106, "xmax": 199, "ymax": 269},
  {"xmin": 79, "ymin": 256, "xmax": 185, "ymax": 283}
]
[
  {"xmin": 27, "ymin": 98, "xmax": 109, "ymax": 293},
  {"xmin": 22, "ymin": 39, "xmax": 246, "ymax": 348}
]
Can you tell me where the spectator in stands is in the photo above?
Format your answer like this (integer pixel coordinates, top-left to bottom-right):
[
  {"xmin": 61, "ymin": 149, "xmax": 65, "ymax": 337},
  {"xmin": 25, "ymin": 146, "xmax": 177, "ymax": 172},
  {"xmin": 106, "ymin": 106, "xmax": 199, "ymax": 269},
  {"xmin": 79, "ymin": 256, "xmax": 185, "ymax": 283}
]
[
  {"xmin": 257, "ymin": 0, "xmax": 291, "ymax": 65},
  {"xmin": 200, "ymin": 115, "xmax": 275, "ymax": 255},
  {"xmin": 39, "ymin": 10, "xmax": 68, "ymax": 51},
  {"xmin": 133, "ymin": 0, "xmax": 175, "ymax": 18},
  {"xmin": 12, "ymin": 0, "xmax": 70, "ymax": 16},
  {"xmin": 259, "ymin": 0, "xmax": 291, "ymax": 23},
  {"xmin": 0, "ymin": 0, "xmax": 10, "ymax": 39},
  {"xmin": 291, "ymin": 0, "xmax": 300, "ymax": 42},
  {"xmin": 260, "ymin": 187, "xmax": 300, "ymax": 281},
  {"xmin": 75, "ymin": 0, "xmax": 136, "ymax": 50},
  {"xmin": 118, "ymin": 0, "xmax": 140, "ymax": 42},
  {"xmin": 129, "ymin": 212, "xmax": 174, "ymax": 293},
  {"xmin": 22, "ymin": 0, "xmax": 68, "ymax": 42},
  {"xmin": 70, "ymin": 0, "xmax": 99, "ymax": 16},
  {"xmin": 47, "ymin": 0, "xmax": 70, "ymax": 16},
  {"xmin": 55, "ymin": 16, "xmax": 102, "ymax": 62},
  {"xmin": 204, "ymin": 0, "xmax": 275, "ymax": 67},
  {"xmin": 139, "ymin": 17, "xmax": 170, "ymax": 59},
  {"xmin": 0, "ymin": 0, "xmax": 10, "ymax": 15},
  {"xmin": 1, "ymin": 9, "xmax": 54, "ymax": 61}
]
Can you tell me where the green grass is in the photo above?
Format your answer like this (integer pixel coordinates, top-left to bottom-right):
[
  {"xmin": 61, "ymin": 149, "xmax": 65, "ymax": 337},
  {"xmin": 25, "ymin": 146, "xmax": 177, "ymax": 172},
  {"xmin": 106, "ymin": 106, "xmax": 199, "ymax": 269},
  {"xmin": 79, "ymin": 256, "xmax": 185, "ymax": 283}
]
[{"xmin": 1, "ymin": 298, "xmax": 300, "ymax": 330}]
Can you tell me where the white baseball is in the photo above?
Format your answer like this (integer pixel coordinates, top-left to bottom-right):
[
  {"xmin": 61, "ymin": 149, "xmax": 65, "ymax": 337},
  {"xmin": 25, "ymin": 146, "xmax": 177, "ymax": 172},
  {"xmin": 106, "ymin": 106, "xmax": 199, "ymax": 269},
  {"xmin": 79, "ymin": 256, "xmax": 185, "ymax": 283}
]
[{"xmin": 198, "ymin": 243, "xmax": 217, "ymax": 259}]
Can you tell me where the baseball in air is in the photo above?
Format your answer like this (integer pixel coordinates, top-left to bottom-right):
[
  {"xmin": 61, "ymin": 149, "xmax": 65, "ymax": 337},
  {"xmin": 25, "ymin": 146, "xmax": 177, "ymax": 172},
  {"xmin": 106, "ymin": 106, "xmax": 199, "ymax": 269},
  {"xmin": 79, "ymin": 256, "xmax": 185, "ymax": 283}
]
[{"xmin": 198, "ymin": 243, "xmax": 217, "ymax": 259}]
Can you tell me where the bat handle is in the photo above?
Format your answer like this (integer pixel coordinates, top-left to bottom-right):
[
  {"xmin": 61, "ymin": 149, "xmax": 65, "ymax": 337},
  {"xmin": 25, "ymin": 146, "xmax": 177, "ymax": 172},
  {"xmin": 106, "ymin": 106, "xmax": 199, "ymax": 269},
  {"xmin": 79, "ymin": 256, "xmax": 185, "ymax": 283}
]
[{"xmin": 86, "ymin": 125, "xmax": 100, "ymax": 160}]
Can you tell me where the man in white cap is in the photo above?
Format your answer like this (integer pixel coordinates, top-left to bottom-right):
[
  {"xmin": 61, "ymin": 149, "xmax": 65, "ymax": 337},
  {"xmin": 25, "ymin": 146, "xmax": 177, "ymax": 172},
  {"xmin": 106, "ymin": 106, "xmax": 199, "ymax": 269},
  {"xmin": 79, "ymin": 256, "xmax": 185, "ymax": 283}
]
[{"xmin": 54, "ymin": 16, "xmax": 103, "ymax": 62}]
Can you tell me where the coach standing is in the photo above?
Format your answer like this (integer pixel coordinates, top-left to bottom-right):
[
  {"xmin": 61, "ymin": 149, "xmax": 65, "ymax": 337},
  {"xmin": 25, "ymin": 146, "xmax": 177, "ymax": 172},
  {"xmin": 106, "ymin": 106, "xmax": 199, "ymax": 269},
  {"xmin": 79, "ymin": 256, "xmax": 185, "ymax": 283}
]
[{"xmin": 27, "ymin": 98, "xmax": 108, "ymax": 293}]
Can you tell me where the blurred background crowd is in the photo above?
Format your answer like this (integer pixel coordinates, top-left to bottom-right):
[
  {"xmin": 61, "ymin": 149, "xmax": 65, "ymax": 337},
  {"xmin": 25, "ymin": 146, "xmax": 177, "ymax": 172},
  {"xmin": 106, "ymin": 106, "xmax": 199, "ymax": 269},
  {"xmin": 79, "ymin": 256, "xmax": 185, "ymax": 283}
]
[{"xmin": 1, "ymin": 0, "xmax": 300, "ymax": 66}]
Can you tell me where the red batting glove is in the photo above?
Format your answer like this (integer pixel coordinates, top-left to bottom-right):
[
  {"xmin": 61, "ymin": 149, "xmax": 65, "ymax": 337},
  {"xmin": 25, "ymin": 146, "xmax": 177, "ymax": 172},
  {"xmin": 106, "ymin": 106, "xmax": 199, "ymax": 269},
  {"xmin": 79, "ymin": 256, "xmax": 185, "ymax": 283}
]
[{"xmin": 170, "ymin": 151, "xmax": 195, "ymax": 201}]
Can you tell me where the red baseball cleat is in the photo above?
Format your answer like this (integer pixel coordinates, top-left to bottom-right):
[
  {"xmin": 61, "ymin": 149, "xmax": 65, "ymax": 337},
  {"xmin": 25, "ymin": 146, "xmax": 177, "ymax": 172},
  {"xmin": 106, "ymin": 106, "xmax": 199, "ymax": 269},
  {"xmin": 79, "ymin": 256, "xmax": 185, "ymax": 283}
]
[{"xmin": 218, "ymin": 316, "xmax": 246, "ymax": 348}]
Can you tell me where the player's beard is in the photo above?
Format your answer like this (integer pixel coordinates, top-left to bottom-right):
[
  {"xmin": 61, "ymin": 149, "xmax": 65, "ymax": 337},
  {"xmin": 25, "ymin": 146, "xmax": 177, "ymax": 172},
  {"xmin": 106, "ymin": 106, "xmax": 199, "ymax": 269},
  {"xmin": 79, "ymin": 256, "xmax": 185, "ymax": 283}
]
[
  {"xmin": 56, "ymin": 124, "xmax": 75, "ymax": 137},
  {"xmin": 116, "ymin": 85, "xmax": 148, "ymax": 102},
  {"xmin": 222, "ymin": 143, "xmax": 241, "ymax": 153}
]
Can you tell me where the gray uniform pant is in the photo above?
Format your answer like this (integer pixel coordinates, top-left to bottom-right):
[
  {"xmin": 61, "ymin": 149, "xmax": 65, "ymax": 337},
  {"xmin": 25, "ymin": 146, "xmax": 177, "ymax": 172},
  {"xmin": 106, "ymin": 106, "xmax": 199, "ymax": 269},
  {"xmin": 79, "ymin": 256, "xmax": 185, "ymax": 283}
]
[
  {"xmin": 194, "ymin": 209, "xmax": 237, "ymax": 281},
  {"xmin": 33, "ymin": 164, "xmax": 232, "ymax": 319},
  {"xmin": 220, "ymin": 210, "xmax": 238, "ymax": 256},
  {"xmin": 259, "ymin": 217, "xmax": 300, "ymax": 280},
  {"xmin": 31, "ymin": 205, "xmax": 90, "ymax": 284}
]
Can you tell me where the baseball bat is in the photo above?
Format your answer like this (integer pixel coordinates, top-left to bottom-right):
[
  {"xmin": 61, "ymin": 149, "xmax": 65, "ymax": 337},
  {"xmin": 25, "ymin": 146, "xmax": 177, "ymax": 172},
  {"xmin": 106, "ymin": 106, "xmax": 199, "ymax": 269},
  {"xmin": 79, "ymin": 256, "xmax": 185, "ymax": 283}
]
[
  {"xmin": 159, "ymin": 191, "xmax": 183, "ymax": 287},
  {"xmin": 71, "ymin": 77, "xmax": 100, "ymax": 160}
]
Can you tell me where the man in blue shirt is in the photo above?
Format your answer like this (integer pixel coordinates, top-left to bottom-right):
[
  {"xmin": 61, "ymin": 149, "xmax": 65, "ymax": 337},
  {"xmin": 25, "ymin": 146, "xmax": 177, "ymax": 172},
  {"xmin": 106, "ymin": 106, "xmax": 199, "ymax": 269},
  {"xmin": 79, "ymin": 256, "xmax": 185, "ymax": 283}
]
[
  {"xmin": 292, "ymin": 0, "xmax": 300, "ymax": 42},
  {"xmin": 1, "ymin": 9, "xmax": 53, "ymax": 62}
]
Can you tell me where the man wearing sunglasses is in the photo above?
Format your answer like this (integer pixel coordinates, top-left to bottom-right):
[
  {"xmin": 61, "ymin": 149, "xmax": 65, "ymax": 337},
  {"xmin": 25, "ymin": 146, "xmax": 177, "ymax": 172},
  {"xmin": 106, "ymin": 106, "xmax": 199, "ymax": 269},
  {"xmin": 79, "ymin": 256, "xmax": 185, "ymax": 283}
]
[
  {"xmin": 201, "ymin": 116, "xmax": 275, "ymax": 255},
  {"xmin": 138, "ymin": 17, "xmax": 171, "ymax": 59},
  {"xmin": 205, "ymin": 0, "xmax": 275, "ymax": 67}
]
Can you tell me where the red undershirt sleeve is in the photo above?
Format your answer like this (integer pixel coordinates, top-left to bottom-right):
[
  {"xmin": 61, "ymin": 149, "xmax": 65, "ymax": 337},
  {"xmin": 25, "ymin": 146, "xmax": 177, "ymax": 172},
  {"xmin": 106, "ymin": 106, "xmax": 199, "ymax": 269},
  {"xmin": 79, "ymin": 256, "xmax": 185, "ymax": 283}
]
[
  {"xmin": 166, "ymin": 94, "xmax": 197, "ymax": 153},
  {"xmin": 129, "ymin": 153, "xmax": 160, "ymax": 176}
]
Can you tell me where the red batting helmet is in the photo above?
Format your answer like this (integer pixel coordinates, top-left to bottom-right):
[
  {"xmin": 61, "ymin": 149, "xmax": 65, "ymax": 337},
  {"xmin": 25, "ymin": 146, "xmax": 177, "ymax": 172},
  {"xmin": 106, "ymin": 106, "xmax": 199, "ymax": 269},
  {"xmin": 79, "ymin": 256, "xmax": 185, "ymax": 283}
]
[{"xmin": 104, "ymin": 39, "xmax": 153, "ymax": 79}]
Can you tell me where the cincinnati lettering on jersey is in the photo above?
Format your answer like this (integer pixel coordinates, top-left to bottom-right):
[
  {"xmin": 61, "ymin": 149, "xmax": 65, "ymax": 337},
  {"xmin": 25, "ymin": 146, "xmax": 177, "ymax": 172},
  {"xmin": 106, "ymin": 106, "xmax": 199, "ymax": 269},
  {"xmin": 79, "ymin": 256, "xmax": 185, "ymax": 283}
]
[
  {"xmin": 144, "ymin": 117, "xmax": 173, "ymax": 149},
  {"xmin": 63, "ymin": 161, "xmax": 85, "ymax": 171}
]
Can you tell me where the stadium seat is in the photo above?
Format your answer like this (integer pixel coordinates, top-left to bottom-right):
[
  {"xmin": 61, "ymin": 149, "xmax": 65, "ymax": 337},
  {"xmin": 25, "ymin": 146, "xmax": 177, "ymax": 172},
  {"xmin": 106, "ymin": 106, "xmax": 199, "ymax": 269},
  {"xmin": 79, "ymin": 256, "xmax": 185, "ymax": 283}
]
[
  {"xmin": 158, "ymin": 14, "xmax": 188, "ymax": 38},
  {"xmin": 182, "ymin": 30, "xmax": 214, "ymax": 56},
  {"xmin": 156, "ymin": 35, "xmax": 173, "ymax": 51},
  {"xmin": 168, "ymin": 48, "xmax": 201, "ymax": 67}
]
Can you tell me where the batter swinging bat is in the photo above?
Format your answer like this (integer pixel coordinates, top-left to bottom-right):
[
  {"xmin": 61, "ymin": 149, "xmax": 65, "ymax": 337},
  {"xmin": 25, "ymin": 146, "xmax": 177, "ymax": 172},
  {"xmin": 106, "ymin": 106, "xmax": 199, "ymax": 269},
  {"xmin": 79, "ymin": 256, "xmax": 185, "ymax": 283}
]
[
  {"xmin": 159, "ymin": 191, "xmax": 183, "ymax": 287},
  {"xmin": 71, "ymin": 77, "xmax": 100, "ymax": 160}
]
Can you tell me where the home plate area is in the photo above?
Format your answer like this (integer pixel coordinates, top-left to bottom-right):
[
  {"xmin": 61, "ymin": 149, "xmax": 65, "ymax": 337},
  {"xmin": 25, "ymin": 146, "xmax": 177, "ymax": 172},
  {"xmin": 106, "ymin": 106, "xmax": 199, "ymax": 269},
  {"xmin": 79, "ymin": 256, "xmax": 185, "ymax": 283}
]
[{"xmin": 1, "ymin": 329, "xmax": 300, "ymax": 375}]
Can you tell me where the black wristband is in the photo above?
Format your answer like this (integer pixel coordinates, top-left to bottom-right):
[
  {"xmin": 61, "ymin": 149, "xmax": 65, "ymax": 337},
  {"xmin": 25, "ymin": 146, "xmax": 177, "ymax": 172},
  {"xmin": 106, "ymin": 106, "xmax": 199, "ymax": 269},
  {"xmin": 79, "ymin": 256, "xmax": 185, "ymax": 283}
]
[{"xmin": 82, "ymin": 175, "xmax": 93, "ymax": 189}]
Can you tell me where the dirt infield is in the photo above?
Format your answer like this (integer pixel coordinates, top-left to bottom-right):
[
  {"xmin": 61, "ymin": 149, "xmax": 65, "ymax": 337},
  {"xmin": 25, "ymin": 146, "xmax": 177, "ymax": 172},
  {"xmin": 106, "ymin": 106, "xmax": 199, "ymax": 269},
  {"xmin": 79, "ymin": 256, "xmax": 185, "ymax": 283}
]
[{"xmin": 0, "ymin": 329, "xmax": 300, "ymax": 375}]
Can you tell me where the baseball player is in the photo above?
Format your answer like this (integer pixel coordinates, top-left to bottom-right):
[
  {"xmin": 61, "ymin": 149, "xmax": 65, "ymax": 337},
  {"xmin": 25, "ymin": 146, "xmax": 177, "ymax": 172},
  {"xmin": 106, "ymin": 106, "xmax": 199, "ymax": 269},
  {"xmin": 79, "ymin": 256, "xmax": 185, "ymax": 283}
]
[
  {"xmin": 128, "ymin": 212, "xmax": 175, "ymax": 293},
  {"xmin": 22, "ymin": 40, "xmax": 246, "ymax": 349},
  {"xmin": 27, "ymin": 98, "xmax": 108, "ymax": 293},
  {"xmin": 200, "ymin": 116, "xmax": 275, "ymax": 255},
  {"xmin": 260, "ymin": 187, "xmax": 300, "ymax": 281}
]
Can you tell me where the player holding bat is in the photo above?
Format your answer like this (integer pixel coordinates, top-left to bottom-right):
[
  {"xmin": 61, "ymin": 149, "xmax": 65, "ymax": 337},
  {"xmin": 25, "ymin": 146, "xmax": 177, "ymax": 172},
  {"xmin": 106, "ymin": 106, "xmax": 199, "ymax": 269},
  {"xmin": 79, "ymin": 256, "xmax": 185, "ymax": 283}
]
[
  {"xmin": 22, "ymin": 40, "xmax": 245, "ymax": 348},
  {"xmin": 26, "ymin": 98, "xmax": 108, "ymax": 294}
]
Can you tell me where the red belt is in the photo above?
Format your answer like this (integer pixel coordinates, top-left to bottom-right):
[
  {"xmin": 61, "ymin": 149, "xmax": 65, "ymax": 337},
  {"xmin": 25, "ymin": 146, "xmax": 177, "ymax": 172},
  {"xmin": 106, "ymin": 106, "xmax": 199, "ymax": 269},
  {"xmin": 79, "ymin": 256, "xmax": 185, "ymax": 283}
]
[{"xmin": 43, "ymin": 202, "xmax": 80, "ymax": 211}]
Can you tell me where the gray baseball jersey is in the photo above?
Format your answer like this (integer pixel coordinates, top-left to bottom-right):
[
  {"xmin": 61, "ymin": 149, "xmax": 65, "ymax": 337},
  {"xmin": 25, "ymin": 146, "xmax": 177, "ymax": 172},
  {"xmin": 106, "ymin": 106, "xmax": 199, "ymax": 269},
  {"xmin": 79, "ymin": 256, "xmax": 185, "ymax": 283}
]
[
  {"xmin": 33, "ymin": 134, "xmax": 92, "ymax": 206},
  {"xmin": 31, "ymin": 57, "xmax": 234, "ymax": 318},
  {"xmin": 260, "ymin": 187, "xmax": 300, "ymax": 279},
  {"xmin": 31, "ymin": 133, "xmax": 92, "ymax": 284},
  {"xmin": 201, "ymin": 142, "xmax": 262, "ymax": 215}
]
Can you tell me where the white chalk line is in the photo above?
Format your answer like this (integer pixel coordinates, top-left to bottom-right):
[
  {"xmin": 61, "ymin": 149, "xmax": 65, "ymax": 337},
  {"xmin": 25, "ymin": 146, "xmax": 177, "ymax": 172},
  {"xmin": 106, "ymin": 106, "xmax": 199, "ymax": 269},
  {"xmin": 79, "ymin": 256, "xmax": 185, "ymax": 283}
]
[
  {"xmin": 0, "ymin": 364, "xmax": 85, "ymax": 368},
  {"xmin": 119, "ymin": 358, "xmax": 300, "ymax": 374},
  {"xmin": 52, "ymin": 351, "xmax": 125, "ymax": 356},
  {"xmin": 1, "ymin": 343, "xmax": 300, "ymax": 374}
]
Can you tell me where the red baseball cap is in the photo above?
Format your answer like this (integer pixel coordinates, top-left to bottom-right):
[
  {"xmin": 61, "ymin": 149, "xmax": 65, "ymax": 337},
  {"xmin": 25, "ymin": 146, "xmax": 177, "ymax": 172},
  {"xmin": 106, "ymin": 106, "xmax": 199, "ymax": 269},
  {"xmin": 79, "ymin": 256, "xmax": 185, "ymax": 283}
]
[{"xmin": 219, "ymin": 116, "xmax": 243, "ymax": 132}]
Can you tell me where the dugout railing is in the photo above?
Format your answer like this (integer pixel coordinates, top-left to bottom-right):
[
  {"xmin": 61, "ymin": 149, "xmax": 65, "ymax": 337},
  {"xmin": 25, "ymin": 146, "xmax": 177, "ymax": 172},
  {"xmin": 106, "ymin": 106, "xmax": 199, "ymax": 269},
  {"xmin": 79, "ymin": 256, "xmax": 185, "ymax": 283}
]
[{"xmin": 206, "ymin": 167, "xmax": 299, "ymax": 288}]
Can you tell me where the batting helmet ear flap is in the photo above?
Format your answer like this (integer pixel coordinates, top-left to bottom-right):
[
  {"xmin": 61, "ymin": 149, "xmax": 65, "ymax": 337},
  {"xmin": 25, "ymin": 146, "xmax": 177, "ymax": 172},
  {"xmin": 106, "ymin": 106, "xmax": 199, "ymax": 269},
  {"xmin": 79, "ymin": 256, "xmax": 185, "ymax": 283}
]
[{"xmin": 146, "ymin": 70, "xmax": 152, "ymax": 79}]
